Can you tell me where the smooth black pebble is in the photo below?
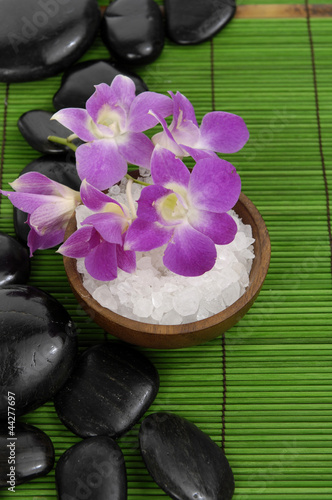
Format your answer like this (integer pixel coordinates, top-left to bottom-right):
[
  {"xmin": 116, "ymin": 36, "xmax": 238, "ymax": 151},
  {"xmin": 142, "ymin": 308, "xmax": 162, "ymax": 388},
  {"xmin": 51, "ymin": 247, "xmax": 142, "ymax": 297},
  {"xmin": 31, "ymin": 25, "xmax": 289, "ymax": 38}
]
[
  {"xmin": 164, "ymin": 0, "xmax": 236, "ymax": 45},
  {"xmin": 13, "ymin": 155, "xmax": 81, "ymax": 244},
  {"xmin": 0, "ymin": 0, "xmax": 101, "ymax": 82},
  {"xmin": 53, "ymin": 59, "xmax": 148, "ymax": 110},
  {"xmin": 0, "ymin": 285, "xmax": 77, "ymax": 418},
  {"xmin": 101, "ymin": 0, "xmax": 164, "ymax": 66},
  {"xmin": 0, "ymin": 423, "xmax": 54, "ymax": 488},
  {"xmin": 18, "ymin": 110, "xmax": 79, "ymax": 154},
  {"xmin": 139, "ymin": 412, "xmax": 235, "ymax": 500},
  {"xmin": 56, "ymin": 436, "xmax": 127, "ymax": 500},
  {"xmin": 54, "ymin": 342, "xmax": 159, "ymax": 438},
  {"xmin": 0, "ymin": 232, "xmax": 30, "ymax": 286}
]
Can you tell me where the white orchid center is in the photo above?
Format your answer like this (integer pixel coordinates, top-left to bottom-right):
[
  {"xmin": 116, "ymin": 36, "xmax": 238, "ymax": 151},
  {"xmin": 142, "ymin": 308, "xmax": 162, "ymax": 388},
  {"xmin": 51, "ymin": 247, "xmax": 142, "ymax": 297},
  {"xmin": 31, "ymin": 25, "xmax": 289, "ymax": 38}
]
[
  {"xmin": 94, "ymin": 105, "xmax": 123, "ymax": 138},
  {"xmin": 157, "ymin": 184, "xmax": 193, "ymax": 224}
]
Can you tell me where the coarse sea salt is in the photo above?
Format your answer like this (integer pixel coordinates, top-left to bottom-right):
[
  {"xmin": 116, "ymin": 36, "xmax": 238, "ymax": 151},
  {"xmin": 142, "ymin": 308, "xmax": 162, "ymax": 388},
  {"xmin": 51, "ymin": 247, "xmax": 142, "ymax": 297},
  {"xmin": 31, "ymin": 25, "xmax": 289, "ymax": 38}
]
[{"xmin": 75, "ymin": 177, "xmax": 255, "ymax": 325}]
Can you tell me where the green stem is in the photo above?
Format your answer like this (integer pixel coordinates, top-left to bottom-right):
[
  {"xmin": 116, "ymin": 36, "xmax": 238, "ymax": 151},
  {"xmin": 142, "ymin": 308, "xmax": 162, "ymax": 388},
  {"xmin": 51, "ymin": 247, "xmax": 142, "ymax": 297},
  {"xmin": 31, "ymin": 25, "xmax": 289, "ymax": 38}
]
[
  {"xmin": 125, "ymin": 173, "xmax": 150, "ymax": 186},
  {"xmin": 48, "ymin": 135, "xmax": 77, "ymax": 152}
]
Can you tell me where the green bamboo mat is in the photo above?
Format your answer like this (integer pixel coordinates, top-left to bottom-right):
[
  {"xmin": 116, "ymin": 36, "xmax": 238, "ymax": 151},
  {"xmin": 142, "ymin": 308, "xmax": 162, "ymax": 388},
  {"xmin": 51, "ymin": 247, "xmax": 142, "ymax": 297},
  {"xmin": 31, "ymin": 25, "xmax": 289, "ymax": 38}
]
[{"xmin": 1, "ymin": 2, "xmax": 332, "ymax": 499}]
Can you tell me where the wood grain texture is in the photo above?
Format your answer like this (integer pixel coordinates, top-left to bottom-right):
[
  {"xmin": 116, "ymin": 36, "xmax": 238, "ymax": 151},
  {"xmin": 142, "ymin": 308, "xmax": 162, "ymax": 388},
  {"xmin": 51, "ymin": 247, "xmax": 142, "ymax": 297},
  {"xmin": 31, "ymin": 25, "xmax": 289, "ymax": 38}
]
[{"xmin": 235, "ymin": 4, "xmax": 332, "ymax": 18}]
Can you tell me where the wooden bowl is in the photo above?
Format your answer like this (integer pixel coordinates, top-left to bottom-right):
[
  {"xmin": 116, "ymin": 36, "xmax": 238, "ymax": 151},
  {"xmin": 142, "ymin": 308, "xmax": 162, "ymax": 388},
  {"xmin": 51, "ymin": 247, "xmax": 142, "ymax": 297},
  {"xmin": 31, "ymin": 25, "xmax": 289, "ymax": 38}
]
[{"xmin": 63, "ymin": 193, "xmax": 271, "ymax": 349}]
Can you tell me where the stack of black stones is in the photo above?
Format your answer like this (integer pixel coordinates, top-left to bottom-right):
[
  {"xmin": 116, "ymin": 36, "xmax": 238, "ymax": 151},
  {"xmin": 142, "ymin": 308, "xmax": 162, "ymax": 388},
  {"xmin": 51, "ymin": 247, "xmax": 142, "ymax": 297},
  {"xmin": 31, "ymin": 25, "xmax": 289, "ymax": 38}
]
[{"xmin": 0, "ymin": 0, "xmax": 236, "ymax": 498}]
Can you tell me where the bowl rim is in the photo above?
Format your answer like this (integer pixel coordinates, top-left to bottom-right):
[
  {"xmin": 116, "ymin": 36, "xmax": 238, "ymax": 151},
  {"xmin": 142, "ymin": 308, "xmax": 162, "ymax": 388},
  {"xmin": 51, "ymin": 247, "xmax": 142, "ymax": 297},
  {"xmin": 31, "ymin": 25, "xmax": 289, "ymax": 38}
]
[{"xmin": 63, "ymin": 191, "xmax": 271, "ymax": 339}]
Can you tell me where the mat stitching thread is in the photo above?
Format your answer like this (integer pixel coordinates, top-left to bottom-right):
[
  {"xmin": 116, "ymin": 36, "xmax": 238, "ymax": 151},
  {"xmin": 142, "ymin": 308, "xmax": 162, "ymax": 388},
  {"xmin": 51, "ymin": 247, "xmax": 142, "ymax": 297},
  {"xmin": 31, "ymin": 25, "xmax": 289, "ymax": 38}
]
[
  {"xmin": 221, "ymin": 332, "xmax": 227, "ymax": 452},
  {"xmin": 305, "ymin": 0, "xmax": 332, "ymax": 273},
  {"xmin": 0, "ymin": 83, "xmax": 10, "ymax": 205},
  {"xmin": 211, "ymin": 37, "xmax": 227, "ymax": 451},
  {"xmin": 210, "ymin": 39, "xmax": 216, "ymax": 113}
]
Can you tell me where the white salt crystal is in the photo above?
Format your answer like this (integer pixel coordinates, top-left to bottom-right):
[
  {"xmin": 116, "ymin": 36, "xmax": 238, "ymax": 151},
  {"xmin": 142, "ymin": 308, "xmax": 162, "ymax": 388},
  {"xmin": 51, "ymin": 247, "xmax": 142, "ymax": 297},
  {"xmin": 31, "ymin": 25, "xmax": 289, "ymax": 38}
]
[
  {"xmin": 163, "ymin": 283, "xmax": 179, "ymax": 293},
  {"xmin": 110, "ymin": 184, "xmax": 121, "ymax": 195},
  {"xmin": 243, "ymin": 224, "xmax": 253, "ymax": 238},
  {"xmin": 196, "ymin": 306, "xmax": 210, "ymax": 321},
  {"xmin": 218, "ymin": 249, "xmax": 238, "ymax": 264},
  {"xmin": 223, "ymin": 282, "xmax": 241, "ymax": 307},
  {"xmin": 202, "ymin": 297, "xmax": 226, "ymax": 315},
  {"xmin": 241, "ymin": 248, "xmax": 255, "ymax": 260},
  {"xmin": 233, "ymin": 232, "xmax": 251, "ymax": 251},
  {"xmin": 133, "ymin": 297, "xmax": 153, "ymax": 318},
  {"xmin": 204, "ymin": 283, "xmax": 221, "ymax": 302},
  {"xmin": 232, "ymin": 262, "xmax": 249, "ymax": 288},
  {"xmin": 151, "ymin": 306, "xmax": 164, "ymax": 321},
  {"xmin": 92, "ymin": 285, "xmax": 117, "ymax": 310},
  {"xmin": 138, "ymin": 167, "xmax": 152, "ymax": 178},
  {"xmin": 152, "ymin": 291, "xmax": 163, "ymax": 309},
  {"xmin": 76, "ymin": 258, "xmax": 86, "ymax": 274},
  {"xmin": 220, "ymin": 267, "xmax": 240, "ymax": 286},
  {"xmin": 160, "ymin": 310, "xmax": 183, "ymax": 325},
  {"xmin": 161, "ymin": 294, "xmax": 173, "ymax": 314},
  {"xmin": 173, "ymin": 287, "xmax": 201, "ymax": 316},
  {"xmin": 76, "ymin": 205, "xmax": 93, "ymax": 226},
  {"xmin": 137, "ymin": 256, "xmax": 152, "ymax": 270},
  {"xmin": 84, "ymin": 277, "xmax": 104, "ymax": 295}
]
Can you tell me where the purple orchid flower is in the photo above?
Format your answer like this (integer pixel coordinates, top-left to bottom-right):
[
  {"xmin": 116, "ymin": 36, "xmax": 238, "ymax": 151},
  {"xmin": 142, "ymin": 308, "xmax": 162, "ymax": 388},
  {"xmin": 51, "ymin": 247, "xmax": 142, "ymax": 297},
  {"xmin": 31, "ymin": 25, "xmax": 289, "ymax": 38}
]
[
  {"xmin": 151, "ymin": 91, "xmax": 249, "ymax": 161},
  {"xmin": 52, "ymin": 75, "xmax": 173, "ymax": 191},
  {"xmin": 58, "ymin": 180, "xmax": 136, "ymax": 281},
  {"xmin": 124, "ymin": 147, "xmax": 241, "ymax": 277},
  {"xmin": 0, "ymin": 172, "xmax": 81, "ymax": 256}
]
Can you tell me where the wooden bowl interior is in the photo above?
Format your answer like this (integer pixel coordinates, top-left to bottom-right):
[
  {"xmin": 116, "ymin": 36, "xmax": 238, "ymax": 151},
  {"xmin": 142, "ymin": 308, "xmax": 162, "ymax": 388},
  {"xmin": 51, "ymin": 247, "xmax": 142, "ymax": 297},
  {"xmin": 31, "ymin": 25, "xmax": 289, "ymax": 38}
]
[{"xmin": 64, "ymin": 193, "xmax": 271, "ymax": 348}]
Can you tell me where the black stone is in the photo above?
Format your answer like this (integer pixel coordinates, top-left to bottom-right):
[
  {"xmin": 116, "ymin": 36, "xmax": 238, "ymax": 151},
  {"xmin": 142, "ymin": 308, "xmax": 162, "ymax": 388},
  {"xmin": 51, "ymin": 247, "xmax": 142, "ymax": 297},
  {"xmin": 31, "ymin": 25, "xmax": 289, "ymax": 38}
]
[
  {"xmin": 18, "ymin": 110, "xmax": 80, "ymax": 155},
  {"xmin": 0, "ymin": 232, "xmax": 30, "ymax": 287},
  {"xmin": 101, "ymin": 0, "xmax": 164, "ymax": 66},
  {"xmin": 164, "ymin": 0, "xmax": 236, "ymax": 45},
  {"xmin": 0, "ymin": 423, "xmax": 54, "ymax": 488},
  {"xmin": 0, "ymin": 285, "xmax": 77, "ymax": 418},
  {"xmin": 56, "ymin": 436, "xmax": 127, "ymax": 500},
  {"xmin": 54, "ymin": 342, "xmax": 159, "ymax": 438},
  {"xmin": 53, "ymin": 59, "xmax": 148, "ymax": 110},
  {"xmin": 13, "ymin": 155, "xmax": 81, "ymax": 244},
  {"xmin": 0, "ymin": 0, "xmax": 101, "ymax": 83},
  {"xmin": 139, "ymin": 412, "xmax": 235, "ymax": 500}
]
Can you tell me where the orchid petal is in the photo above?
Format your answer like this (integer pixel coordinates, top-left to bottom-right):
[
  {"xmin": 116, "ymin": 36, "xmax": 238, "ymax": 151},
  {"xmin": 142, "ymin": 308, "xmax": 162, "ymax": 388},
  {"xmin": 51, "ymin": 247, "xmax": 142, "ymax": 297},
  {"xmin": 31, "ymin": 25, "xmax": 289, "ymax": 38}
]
[
  {"xmin": 58, "ymin": 225, "xmax": 99, "ymax": 258},
  {"xmin": 179, "ymin": 144, "xmax": 218, "ymax": 162},
  {"xmin": 86, "ymin": 83, "xmax": 127, "ymax": 133},
  {"xmin": 86, "ymin": 83, "xmax": 115, "ymax": 120},
  {"xmin": 189, "ymin": 158, "xmax": 241, "ymax": 213},
  {"xmin": 169, "ymin": 91, "xmax": 198, "ymax": 128},
  {"xmin": 109, "ymin": 75, "xmax": 136, "ymax": 112},
  {"xmin": 85, "ymin": 241, "xmax": 118, "ymax": 281},
  {"xmin": 136, "ymin": 184, "xmax": 172, "ymax": 222},
  {"xmin": 171, "ymin": 119, "xmax": 200, "ymax": 148},
  {"xmin": 116, "ymin": 132, "xmax": 154, "ymax": 169},
  {"xmin": 116, "ymin": 243, "xmax": 136, "ymax": 274},
  {"xmin": 124, "ymin": 218, "xmax": 171, "ymax": 252},
  {"xmin": 76, "ymin": 140, "xmax": 127, "ymax": 191},
  {"xmin": 150, "ymin": 111, "xmax": 186, "ymax": 157},
  {"xmin": 199, "ymin": 111, "xmax": 250, "ymax": 153},
  {"xmin": 29, "ymin": 198, "xmax": 77, "ymax": 234},
  {"xmin": 128, "ymin": 92, "xmax": 173, "ymax": 132},
  {"xmin": 52, "ymin": 108, "xmax": 96, "ymax": 142},
  {"xmin": 150, "ymin": 147, "xmax": 190, "ymax": 188},
  {"xmin": 189, "ymin": 211, "xmax": 238, "ymax": 245},
  {"xmin": 0, "ymin": 192, "xmax": 67, "ymax": 215},
  {"xmin": 28, "ymin": 225, "xmax": 65, "ymax": 257},
  {"xmin": 163, "ymin": 223, "xmax": 217, "ymax": 277},
  {"xmin": 151, "ymin": 130, "xmax": 186, "ymax": 157},
  {"xmin": 9, "ymin": 172, "xmax": 79, "ymax": 198},
  {"xmin": 82, "ymin": 212, "xmax": 125, "ymax": 245},
  {"xmin": 80, "ymin": 179, "xmax": 121, "ymax": 212}
]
